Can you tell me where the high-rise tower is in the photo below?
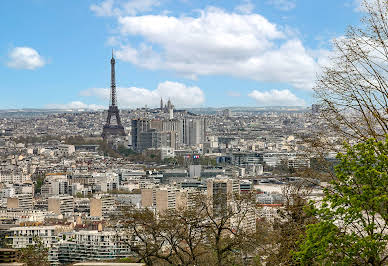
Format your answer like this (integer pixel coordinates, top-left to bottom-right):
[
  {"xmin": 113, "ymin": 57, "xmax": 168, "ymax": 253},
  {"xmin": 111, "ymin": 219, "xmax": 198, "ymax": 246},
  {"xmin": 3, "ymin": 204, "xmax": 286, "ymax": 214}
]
[{"xmin": 102, "ymin": 51, "xmax": 126, "ymax": 139}]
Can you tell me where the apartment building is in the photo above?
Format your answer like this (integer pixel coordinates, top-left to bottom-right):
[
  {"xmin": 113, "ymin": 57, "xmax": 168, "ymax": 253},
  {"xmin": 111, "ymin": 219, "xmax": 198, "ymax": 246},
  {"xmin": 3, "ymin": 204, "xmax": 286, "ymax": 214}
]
[
  {"xmin": 89, "ymin": 196, "xmax": 116, "ymax": 218},
  {"xmin": 48, "ymin": 195, "xmax": 74, "ymax": 216},
  {"xmin": 7, "ymin": 194, "xmax": 33, "ymax": 211},
  {"xmin": 58, "ymin": 230, "xmax": 130, "ymax": 264},
  {"xmin": 141, "ymin": 187, "xmax": 201, "ymax": 212},
  {"xmin": 9, "ymin": 225, "xmax": 59, "ymax": 264}
]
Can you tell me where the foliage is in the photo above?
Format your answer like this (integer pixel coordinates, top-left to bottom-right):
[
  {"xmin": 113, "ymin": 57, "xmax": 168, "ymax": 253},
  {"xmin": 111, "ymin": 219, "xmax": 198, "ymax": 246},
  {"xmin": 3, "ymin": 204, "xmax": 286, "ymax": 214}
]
[
  {"xmin": 32, "ymin": 172, "xmax": 45, "ymax": 194},
  {"xmin": 199, "ymin": 156, "xmax": 217, "ymax": 166},
  {"xmin": 294, "ymin": 138, "xmax": 388, "ymax": 265},
  {"xmin": 75, "ymin": 192, "xmax": 84, "ymax": 198},
  {"xmin": 14, "ymin": 135, "xmax": 60, "ymax": 144},
  {"xmin": 163, "ymin": 157, "xmax": 182, "ymax": 166},
  {"xmin": 18, "ymin": 236, "xmax": 50, "ymax": 266},
  {"xmin": 117, "ymin": 145, "xmax": 137, "ymax": 157},
  {"xmin": 99, "ymin": 140, "xmax": 121, "ymax": 158}
]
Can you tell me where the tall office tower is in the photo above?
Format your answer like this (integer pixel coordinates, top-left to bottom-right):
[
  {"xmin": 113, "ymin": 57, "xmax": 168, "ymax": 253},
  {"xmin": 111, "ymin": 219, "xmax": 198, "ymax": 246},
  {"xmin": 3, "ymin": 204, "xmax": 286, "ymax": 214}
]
[
  {"xmin": 183, "ymin": 118, "xmax": 206, "ymax": 146},
  {"xmin": 162, "ymin": 119, "xmax": 183, "ymax": 144},
  {"xmin": 102, "ymin": 51, "xmax": 126, "ymax": 139},
  {"xmin": 131, "ymin": 119, "xmax": 151, "ymax": 151},
  {"xmin": 132, "ymin": 119, "xmax": 178, "ymax": 152}
]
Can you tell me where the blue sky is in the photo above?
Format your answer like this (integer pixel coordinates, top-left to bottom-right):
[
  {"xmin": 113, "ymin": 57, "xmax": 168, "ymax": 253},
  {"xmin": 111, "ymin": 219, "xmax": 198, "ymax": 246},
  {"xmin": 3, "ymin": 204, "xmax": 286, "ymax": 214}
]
[{"xmin": 0, "ymin": 0, "xmax": 363, "ymax": 109}]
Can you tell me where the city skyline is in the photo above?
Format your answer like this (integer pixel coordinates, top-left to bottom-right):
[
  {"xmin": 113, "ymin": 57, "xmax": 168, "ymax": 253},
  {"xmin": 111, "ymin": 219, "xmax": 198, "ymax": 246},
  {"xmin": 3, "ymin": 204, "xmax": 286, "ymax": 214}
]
[{"xmin": 1, "ymin": 0, "xmax": 365, "ymax": 109}]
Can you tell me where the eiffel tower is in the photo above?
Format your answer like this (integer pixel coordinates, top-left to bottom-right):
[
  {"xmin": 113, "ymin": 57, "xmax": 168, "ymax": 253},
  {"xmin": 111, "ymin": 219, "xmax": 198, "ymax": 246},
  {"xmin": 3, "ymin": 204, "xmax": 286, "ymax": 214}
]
[{"xmin": 102, "ymin": 51, "xmax": 126, "ymax": 139}]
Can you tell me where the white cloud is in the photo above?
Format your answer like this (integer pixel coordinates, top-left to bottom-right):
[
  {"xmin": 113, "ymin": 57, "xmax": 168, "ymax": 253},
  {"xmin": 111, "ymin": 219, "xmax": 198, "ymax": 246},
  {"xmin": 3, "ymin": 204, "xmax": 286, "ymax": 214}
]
[
  {"xmin": 90, "ymin": 0, "xmax": 115, "ymax": 16},
  {"xmin": 114, "ymin": 8, "xmax": 323, "ymax": 90},
  {"xmin": 80, "ymin": 81, "xmax": 205, "ymax": 108},
  {"xmin": 235, "ymin": 0, "xmax": 255, "ymax": 14},
  {"xmin": 90, "ymin": 0, "xmax": 160, "ymax": 17},
  {"xmin": 248, "ymin": 89, "xmax": 305, "ymax": 106},
  {"xmin": 45, "ymin": 101, "xmax": 105, "ymax": 110},
  {"xmin": 7, "ymin": 47, "xmax": 46, "ymax": 70},
  {"xmin": 121, "ymin": 0, "xmax": 160, "ymax": 15},
  {"xmin": 267, "ymin": 0, "xmax": 296, "ymax": 11}
]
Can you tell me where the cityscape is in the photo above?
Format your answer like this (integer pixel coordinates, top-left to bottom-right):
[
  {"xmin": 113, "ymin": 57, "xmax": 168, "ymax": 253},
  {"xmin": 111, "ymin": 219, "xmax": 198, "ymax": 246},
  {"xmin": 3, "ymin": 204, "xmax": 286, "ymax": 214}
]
[{"xmin": 0, "ymin": 0, "xmax": 387, "ymax": 265}]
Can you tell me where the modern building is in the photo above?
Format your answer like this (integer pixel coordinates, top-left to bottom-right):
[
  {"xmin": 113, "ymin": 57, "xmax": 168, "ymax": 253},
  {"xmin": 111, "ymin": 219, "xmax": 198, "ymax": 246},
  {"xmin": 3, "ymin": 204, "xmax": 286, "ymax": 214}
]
[
  {"xmin": 7, "ymin": 194, "xmax": 33, "ymax": 211},
  {"xmin": 183, "ymin": 118, "xmax": 206, "ymax": 146},
  {"xmin": 89, "ymin": 196, "xmax": 116, "ymax": 218},
  {"xmin": 48, "ymin": 195, "xmax": 74, "ymax": 216},
  {"xmin": 58, "ymin": 230, "xmax": 130, "ymax": 264},
  {"xmin": 132, "ymin": 119, "xmax": 178, "ymax": 152},
  {"xmin": 141, "ymin": 186, "xmax": 201, "ymax": 212},
  {"xmin": 9, "ymin": 225, "xmax": 59, "ymax": 264}
]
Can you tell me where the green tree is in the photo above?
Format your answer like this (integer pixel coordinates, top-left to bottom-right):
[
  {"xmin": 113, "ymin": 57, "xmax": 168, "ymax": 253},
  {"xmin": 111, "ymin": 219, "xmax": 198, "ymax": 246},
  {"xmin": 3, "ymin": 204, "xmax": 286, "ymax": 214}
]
[
  {"xmin": 18, "ymin": 236, "xmax": 50, "ymax": 266},
  {"xmin": 199, "ymin": 156, "xmax": 217, "ymax": 166},
  {"xmin": 117, "ymin": 145, "xmax": 137, "ymax": 157},
  {"xmin": 32, "ymin": 172, "xmax": 45, "ymax": 194},
  {"xmin": 294, "ymin": 138, "xmax": 388, "ymax": 265}
]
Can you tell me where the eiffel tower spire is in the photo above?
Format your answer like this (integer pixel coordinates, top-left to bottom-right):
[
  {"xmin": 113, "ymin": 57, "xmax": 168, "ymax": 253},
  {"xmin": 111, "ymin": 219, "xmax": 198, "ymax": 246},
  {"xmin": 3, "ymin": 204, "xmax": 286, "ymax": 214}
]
[{"xmin": 110, "ymin": 49, "xmax": 116, "ymax": 107}]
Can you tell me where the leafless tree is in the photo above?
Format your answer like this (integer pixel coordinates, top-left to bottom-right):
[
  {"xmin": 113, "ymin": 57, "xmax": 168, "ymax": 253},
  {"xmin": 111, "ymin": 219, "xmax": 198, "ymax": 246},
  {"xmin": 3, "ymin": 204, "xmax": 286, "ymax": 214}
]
[
  {"xmin": 118, "ymin": 191, "xmax": 264, "ymax": 265},
  {"xmin": 263, "ymin": 181, "xmax": 317, "ymax": 265},
  {"xmin": 315, "ymin": 0, "xmax": 388, "ymax": 141}
]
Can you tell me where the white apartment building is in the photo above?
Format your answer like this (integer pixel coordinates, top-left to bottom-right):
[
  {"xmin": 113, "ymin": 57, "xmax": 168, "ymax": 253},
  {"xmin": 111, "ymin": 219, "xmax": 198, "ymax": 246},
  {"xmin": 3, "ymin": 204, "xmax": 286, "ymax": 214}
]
[
  {"xmin": 58, "ymin": 230, "xmax": 130, "ymax": 264},
  {"xmin": 0, "ymin": 170, "xmax": 29, "ymax": 184},
  {"xmin": 9, "ymin": 225, "xmax": 60, "ymax": 264}
]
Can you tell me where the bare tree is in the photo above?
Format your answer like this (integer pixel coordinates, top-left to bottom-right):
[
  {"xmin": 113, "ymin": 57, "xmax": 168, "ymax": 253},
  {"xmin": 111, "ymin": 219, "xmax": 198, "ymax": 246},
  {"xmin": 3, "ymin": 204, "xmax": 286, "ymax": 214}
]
[
  {"xmin": 198, "ymin": 191, "xmax": 259, "ymax": 266},
  {"xmin": 315, "ymin": 0, "xmax": 388, "ymax": 141},
  {"xmin": 118, "ymin": 191, "xmax": 264, "ymax": 265},
  {"xmin": 263, "ymin": 181, "xmax": 317, "ymax": 265},
  {"xmin": 18, "ymin": 236, "xmax": 50, "ymax": 266}
]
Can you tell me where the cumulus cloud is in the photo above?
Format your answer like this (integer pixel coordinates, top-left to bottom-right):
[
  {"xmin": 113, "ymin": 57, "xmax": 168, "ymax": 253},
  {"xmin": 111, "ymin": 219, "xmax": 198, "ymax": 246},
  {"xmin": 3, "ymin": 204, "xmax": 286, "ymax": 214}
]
[
  {"xmin": 90, "ymin": 0, "xmax": 116, "ymax": 16},
  {"xmin": 90, "ymin": 0, "xmax": 160, "ymax": 16},
  {"xmin": 114, "ymin": 8, "xmax": 322, "ymax": 90},
  {"xmin": 248, "ymin": 89, "xmax": 305, "ymax": 106},
  {"xmin": 267, "ymin": 0, "xmax": 296, "ymax": 11},
  {"xmin": 7, "ymin": 47, "xmax": 46, "ymax": 70},
  {"xmin": 235, "ymin": 0, "xmax": 255, "ymax": 14},
  {"xmin": 80, "ymin": 81, "xmax": 205, "ymax": 108},
  {"xmin": 45, "ymin": 101, "xmax": 105, "ymax": 110}
]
